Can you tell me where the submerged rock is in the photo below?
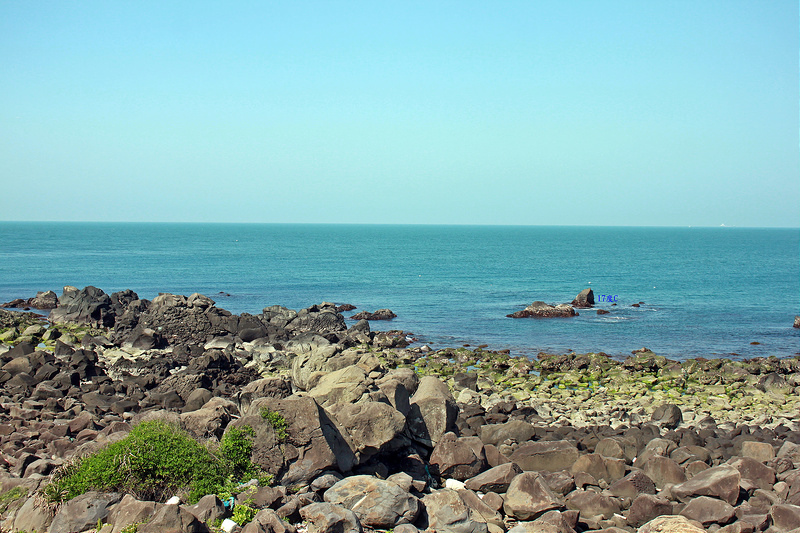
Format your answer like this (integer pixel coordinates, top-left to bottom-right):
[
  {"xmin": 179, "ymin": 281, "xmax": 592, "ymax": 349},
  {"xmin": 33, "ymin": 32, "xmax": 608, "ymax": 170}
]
[{"xmin": 507, "ymin": 302, "xmax": 577, "ymax": 318}]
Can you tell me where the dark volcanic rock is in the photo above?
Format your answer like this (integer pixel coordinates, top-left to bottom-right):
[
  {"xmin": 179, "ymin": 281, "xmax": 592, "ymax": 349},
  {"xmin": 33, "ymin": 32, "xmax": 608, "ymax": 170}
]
[
  {"xmin": 48, "ymin": 491, "xmax": 122, "ymax": 533},
  {"xmin": 465, "ymin": 462, "xmax": 522, "ymax": 493},
  {"xmin": 429, "ymin": 432, "xmax": 486, "ymax": 481},
  {"xmin": 49, "ymin": 286, "xmax": 115, "ymax": 327},
  {"xmin": 510, "ymin": 440, "xmax": 580, "ymax": 472},
  {"xmin": 651, "ymin": 403, "xmax": 683, "ymax": 429},
  {"xmin": 30, "ymin": 290, "xmax": 59, "ymax": 310},
  {"xmin": 350, "ymin": 309, "xmax": 397, "ymax": 321},
  {"xmin": 571, "ymin": 288, "xmax": 594, "ymax": 308},
  {"xmin": 627, "ymin": 494, "xmax": 673, "ymax": 528},
  {"xmin": 301, "ymin": 503, "xmax": 362, "ymax": 533},
  {"xmin": 503, "ymin": 471, "xmax": 564, "ymax": 520},
  {"xmin": 323, "ymin": 475, "xmax": 420, "ymax": 528},
  {"xmin": 507, "ymin": 302, "xmax": 577, "ymax": 319},
  {"xmin": 672, "ymin": 464, "xmax": 741, "ymax": 505}
]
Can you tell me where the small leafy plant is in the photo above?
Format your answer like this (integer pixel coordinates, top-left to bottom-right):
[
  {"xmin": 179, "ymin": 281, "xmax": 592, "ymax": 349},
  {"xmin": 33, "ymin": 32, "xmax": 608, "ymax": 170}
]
[
  {"xmin": 232, "ymin": 500, "xmax": 258, "ymax": 525},
  {"xmin": 260, "ymin": 408, "xmax": 288, "ymax": 441}
]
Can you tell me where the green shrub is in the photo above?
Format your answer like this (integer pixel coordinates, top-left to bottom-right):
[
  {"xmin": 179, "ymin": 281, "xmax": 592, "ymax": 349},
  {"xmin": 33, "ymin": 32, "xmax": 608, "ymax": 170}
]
[
  {"xmin": 43, "ymin": 420, "xmax": 274, "ymax": 507},
  {"xmin": 43, "ymin": 420, "xmax": 227, "ymax": 504},
  {"xmin": 218, "ymin": 426, "xmax": 256, "ymax": 480},
  {"xmin": 232, "ymin": 501, "xmax": 258, "ymax": 525},
  {"xmin": 259, "ymin": 408, "xmax": 288, "ymax": 441}
]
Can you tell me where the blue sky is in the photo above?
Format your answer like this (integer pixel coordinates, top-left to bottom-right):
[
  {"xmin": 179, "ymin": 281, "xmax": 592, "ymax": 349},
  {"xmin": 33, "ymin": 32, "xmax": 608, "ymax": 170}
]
[{"xmin": 1, "ymin": 1, "xmax": 797, "ymax": 226}]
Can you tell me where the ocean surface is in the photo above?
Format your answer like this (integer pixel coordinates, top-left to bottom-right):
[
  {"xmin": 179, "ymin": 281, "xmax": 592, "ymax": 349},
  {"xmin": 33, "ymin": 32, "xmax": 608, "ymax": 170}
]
[{"xmin": 0, "ymin": 223, "xmax": 797, "ymax": 361}]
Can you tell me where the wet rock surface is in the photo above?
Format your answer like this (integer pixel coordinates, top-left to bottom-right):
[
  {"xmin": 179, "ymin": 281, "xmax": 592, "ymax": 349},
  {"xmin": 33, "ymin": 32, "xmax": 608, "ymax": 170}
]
[{"xmin": 0, "ymin": 286, "xmax": 797, "ymax": 533}]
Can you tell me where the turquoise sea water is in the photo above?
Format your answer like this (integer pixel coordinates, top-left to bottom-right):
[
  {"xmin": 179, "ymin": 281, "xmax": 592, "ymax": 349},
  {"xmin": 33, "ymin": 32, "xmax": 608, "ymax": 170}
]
[{"xmin": 0, "ymin": 223, "xmax": 797, "ymax": 360}]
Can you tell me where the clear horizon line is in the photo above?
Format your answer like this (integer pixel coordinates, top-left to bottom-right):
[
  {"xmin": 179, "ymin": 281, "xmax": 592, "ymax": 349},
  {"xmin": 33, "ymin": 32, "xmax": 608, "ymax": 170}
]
[{"xmin": 0, "ymin": 220, "xmax": 798, "ymax": 229}]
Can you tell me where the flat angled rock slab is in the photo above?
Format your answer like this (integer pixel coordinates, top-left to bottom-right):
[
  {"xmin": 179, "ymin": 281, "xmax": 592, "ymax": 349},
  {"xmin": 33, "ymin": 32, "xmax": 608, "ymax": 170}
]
[
  {"xmin": 679, "ymin": 495, "xmax": 735, "ymax": 526},
  {"xmin": 564, "ymin": 489, "xmax": 621, "ymax": 520},
  {"xmin": 465, "ymin": 462, "xmax": 522, "ymax": 493},
  {"xmin": 510, "ymin": 440, "xmax": 579, "ymax": 473},
  {"xmin": 727, "ymin": 456, "xmax": 775, "ymax": 491},
  {"xmin": 672, "ymin": 464, "xmax": 741, "ymax": 505},
  {"xmin": 324, "ymin": 475, "xmax": 420, "ymax": 528},
  {"xmin": 479, "ymin": 420, "xmax": 535, "ymax": 446},
  {"xmin": 769, "ymin": 504, "xmax": 800, "ymax": 531},
  {"xmin": 47, "ymin": 491, "xmax": 122, "ymax": 533},
  {"xmin": 503, "ymin": 471, "xmax": 565, "ymax": 521}
]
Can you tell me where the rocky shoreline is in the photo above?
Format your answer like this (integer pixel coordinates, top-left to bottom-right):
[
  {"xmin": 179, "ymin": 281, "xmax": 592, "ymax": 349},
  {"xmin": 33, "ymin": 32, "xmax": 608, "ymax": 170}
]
[{"xmin": 0, "ymin": 286, "xmax": 798, "ymax": 533}]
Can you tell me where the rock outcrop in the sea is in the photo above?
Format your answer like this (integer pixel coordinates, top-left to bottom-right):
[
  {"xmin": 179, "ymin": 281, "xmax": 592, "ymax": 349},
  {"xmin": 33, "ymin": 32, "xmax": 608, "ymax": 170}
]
[
  {"xmin": 507, "ymin": 301, "xmax": 577, "ymax": 318},
  {"xmin": 0, "ymin": 286, "xmax": 799, "ymax": 533},
  {"xmin": 571, "ymin": 288, "xmax": 594, "ymax": 308},
  {"xmin": 794, "ymin": 315, "xmax": 799, "ymax": 328},
  {"xmin": 350, "ymin": 309, "xmax": 397, "ymax": 321},
  {"xmin": 1, "ymin": 290, "xmax": 59, "ymax": 310}
]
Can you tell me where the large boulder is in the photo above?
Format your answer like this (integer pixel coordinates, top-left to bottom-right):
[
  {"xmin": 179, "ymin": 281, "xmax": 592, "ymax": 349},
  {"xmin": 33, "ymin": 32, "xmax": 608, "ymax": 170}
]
[
  {"xmin": 138, "ymin": 503, "xmax": 210, "ymax": 533},
  {"xmin": 49, "ymin": 286, "xmax": 115, "ymax": 327},
  {"xmin": 642, "ymin": 456, "xmax": 687, "ymax": 489},
  {"xmin": 407, "ymin": 376, "xmax": 458, "ymax": 448},
  {"xmin": 507, "ymin": 302, "xmax": 576, "ymax": 319},
  {"xmin": 180, "ymin": 397, "xmax": 237, "ymax": 439},
  {"xmin": 242, "ymin": 508, "xmax": 296, "ymax": 533},
  {"xmin": 9, "ymin": 496, "xmax": 54, "ymax": 533},
  {"xmin": 769, "ymin": 504, "xmax": 800, "ymax": 531},
  {"xmin": 564, "ymin": 489, "xmax": 620, "ymax": 520},
  {"xmin": 285, "ymin": 303, "xmax": 347, "ymax": 335},
  {"xmin": 233, "ymin": 396, "xmax": 356, "ymax": 485},
  {"xmin": 333, "ymin": 401, "xmax": 407, "ymax": 463},
  {"xmin": 678, "ymin": 495, "xmax": 734, "ymax": 526},
  {"xmin": 429, "ymin": 432, "xmax": 486, "ymax": 481},
  {"xmin": 465, "ymin": 462, "xmax": 522, "ymax": 493},
  {"xmin": 113, "ymin": 292, "xmax": 239, "ymax": 347},
  {"xmin": 30, "ymin": 290, "xmax": 59, "ymax": 310},
  {"xmin": 651, "ymin": 403, "xmax": 683, "ymax": 429},
  {"xmin": 510, "ymin": 441, "xmax": 579, "ymax": 472},
  {"xmin": 503, "ymin": 472, "xmax": 564, "ymax": 521},
  {"xmin": 671, "ymin": 464, "xmax": 740, "ymax": 506},
  {"xmin": 420, "ymin": 489, "xmax": 489, "ymax": 533},
  {"xmin": 479, "ymin": 420, "xmax": 535, "ymax": 446},
  {"xmin": 350, "ymin": 309, "xmax": 397, "ymax": 321},
  {"xmin": 571, "ymin": 289, "xmax": 594, "ymax": 308},
  {"xmin": 627, "ymin": 494, "xmax": 673, "ymax": 528},
  {"xmin": 300, "ymin": 502, "xmax": 362, "ymax": 533},
  {"xmin": 47, "ymin": 491, "xmax": 122, "ymax": 533},
  {"xmin": 107, "ymin": 494, "xmax": 160, "ymax": 533},
  {"xmin": 323, "ymin": 475, "xmax": 420, "ymax": 528},
  {"xmin": 307, "ymin": 365, "xmax": 371, "ymax": 408}
]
